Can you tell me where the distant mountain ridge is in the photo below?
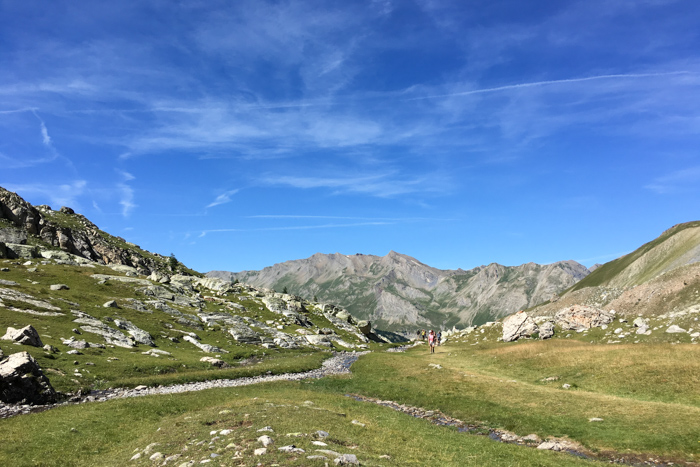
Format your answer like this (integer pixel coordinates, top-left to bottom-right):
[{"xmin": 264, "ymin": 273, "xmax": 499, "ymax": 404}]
[{"xmin": 208, "ymin": 252, "xmax": 591, "ymax": 331}]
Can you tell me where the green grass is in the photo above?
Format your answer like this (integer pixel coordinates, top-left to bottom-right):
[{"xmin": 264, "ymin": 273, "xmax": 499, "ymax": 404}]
[
  {"xmin": 0, "ymin": 380, "xmax": 603, "ymax": 467},
  {"xmin": 311, "ymin": 341, "xmax": 700, "ymax": 463}
]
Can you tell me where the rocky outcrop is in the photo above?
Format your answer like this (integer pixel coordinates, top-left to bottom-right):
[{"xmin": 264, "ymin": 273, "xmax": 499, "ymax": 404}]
[
  {"xmin": 0, "ymin": 186, "xmax": 181, "ymax": 275},
  {"xmin": 0, "ymin": 352, "xmax": 58, "ymax": 404}
]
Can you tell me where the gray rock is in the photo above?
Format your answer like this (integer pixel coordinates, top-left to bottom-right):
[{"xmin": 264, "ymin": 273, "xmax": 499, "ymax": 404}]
[
  {"xmin": 2, "ymin": 325, "xmax": 44, "ymax": 347},
  {"xmin": 554, "ymin": 305, "xmax": 613, "ymax": 331},
  {"xmin": 182, "ymin": 335, "xmax": 228, "ymax": 353},
  {"xmin": 4, "ymin": 243, "xmax": 40, "ymax": 259},
  {"xmin": 0, "ymin": 351, "xmax": 57, "ymax": 404},
  {"xmin": 666, "ymin": 325, "xmax": 687, "ymax": 334},
  {"xmin": 200, "ymin": 357, "xmax": 227, "ymax": 367},
  {"xmin": 50, "ymin": 284, "xmax": 70, "ymax": 291},
  {"xmin": 114, "ymin": 319, "xmax": 155, "ymax": 346},
  {"xmin": 538, "ymin": 321, "xmax": 554, "ymax": 339},
  {"xmin": 61, "ymin": 337, "xmax": 89, "ymax": 349},
  {"xmin": 633, "ymin": 317, "xmax": 648, "ymax": 328},
  {"xmin": 305, "ymin": 335, "xmax": 332, "ymax": 347},
  {"xmin": 356, "ymin": 320, "xmax": 371, "ymax": 336},
  {"xmin": 103, "ymin": 300, "xmax": 119, "ymax": 308},
  {"xmin": 257, "ymin": 435, "xmax": 274, "ymax": 447},
  {"xmin": 502, "ymin": 312, "xmax": 538, "ymax": 342},
  {"xmin": 0, "ymin": 227, "xmax": 28, "ymax": 244},
  {"xmin": 335, "ymin": 453, "xmax": 359, "ymax": 465}
]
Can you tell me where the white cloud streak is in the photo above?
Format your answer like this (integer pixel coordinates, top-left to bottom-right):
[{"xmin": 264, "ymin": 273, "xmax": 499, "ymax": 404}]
[
  {"xmin": 199, "ymin": 221, "xmax": 392, "ymax": 237},
  {"xmin": 645, "ymin": 166, "xmax": 700, "ymax": 194},
  {"xmin": 206, "ymin": 189, "xmax": 240, "ymax": 208}
]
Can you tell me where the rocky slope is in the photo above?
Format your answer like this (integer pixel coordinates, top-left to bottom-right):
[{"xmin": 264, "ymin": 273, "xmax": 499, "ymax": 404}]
[
  {"xmin": 0, "ymin": 186, "xmax": 185, "ymax": 275},
  {"xmin": 209, "ymin": 252, "xmax": 590, "ymax": 331}
]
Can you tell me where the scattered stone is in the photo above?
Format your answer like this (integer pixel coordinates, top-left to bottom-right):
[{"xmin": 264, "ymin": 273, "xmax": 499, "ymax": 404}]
[
  {"xmin": 335, "ymin": 453, "xmax": 359, "ymax": 465},
  {"xmin": 43, "ymin": 344, "xmax": 59, "ymax": 353},
  {"xmin": 312, "ymin": 430, "xmax": 329, "ymax": 439},
  {"xmin": 257, "ymin": 435, "xmax": 274, "ymax": 447},
  {"xmin": 589, "ymin": 417, "xmax": 604, "ymax": 422},
  {"xmin": 666, "ymin": 325, "xmax": 687, "ymax": 333},
  {"xmin": 254, "ymin": 448, "xmax": 267, "ymax": 456},
  {"xmin": 351, "ymin": 420, "xmax": 366, "ymax": 427},
  {"xmin": 258, "ymin": 426, "xmax": 274, "ymax": 432},
  {"xmin": 49, "ymin": 284, "xmax": 70, "ymax": 291},
  {"xmin": 562, "ymin": 383, "xmax": 571, "ymax": 389},
  {"xmin": 200, "ymin": 357, "xmax": 227, "ymax": 367},
  {"xmin": 103, "ymin": 300, "xmax": 119, "ymax": 308},
  {"xmin": 278, "ymin": 445, "xmax": 305, "ymax": 453}
]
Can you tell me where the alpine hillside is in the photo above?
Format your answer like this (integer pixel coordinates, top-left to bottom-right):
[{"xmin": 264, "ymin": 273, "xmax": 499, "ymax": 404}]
[
  {"xmin": 208, "ymin": 252, "xmax": 590, "ymax": 332},
  {"xmin": 526, "ymin": 220, "xmax": 700, "ymax": 319}
]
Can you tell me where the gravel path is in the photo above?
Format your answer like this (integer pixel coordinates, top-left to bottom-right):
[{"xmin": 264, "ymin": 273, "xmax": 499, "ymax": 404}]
[{"xmin": 0, "ymin": 351, "xmax": 368, "ymax": 419}]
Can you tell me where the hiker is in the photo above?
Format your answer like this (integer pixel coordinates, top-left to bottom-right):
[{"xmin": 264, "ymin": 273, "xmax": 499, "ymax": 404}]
[
  {"xmin": 428, "ymin": 330, "xmax": 436, "ymax": 353},
  {"xmin": 421, "ymin": 329, "xmax": 426, "ymax": 340},
  {"xmin": 437, "ymin": 331, "xmax": 442, "ymax": 346}
]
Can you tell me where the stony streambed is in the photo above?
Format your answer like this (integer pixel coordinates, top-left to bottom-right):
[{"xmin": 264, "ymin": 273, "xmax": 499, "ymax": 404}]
[{"xmin": 0, "ymin": 351, "xmax": 367, "ymax": 419}]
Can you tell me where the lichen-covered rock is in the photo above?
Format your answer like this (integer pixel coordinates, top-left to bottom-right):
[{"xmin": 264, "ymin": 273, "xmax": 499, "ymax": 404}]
[{"xmin": 0, "ymin": 351, "xmax": 58, "ymax": 404}]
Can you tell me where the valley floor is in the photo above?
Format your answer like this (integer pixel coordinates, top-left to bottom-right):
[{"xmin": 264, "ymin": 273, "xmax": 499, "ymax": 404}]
[{"xmin": 2, "ymin": 337, "xmax": 698, "ymax": 466}]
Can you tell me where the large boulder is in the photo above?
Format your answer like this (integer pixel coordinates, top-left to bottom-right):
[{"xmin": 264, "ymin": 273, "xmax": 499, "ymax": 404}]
[
  {"xmin": 554, "ymin": 305, "xmax": 613, "ymax": 331},
  {"xmin": 0, "ymin": 351, "xmax": 58, "ymax": 404},
  {"xmin": 2, "ymin": 325, "xmax": 44, "ymax": 347},
  {"xmin": 538, "ymin": 321, "xmax": 555, "ymax": 339},
  {"xmin": 502, "ymin": 312, "xmax": 539, "ymax": 342},
  {"xmin": 356, "ymin": 320, "xmax": 372, "ymax": 336}
]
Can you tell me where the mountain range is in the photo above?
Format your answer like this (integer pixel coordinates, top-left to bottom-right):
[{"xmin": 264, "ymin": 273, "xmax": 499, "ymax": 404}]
[{"xmin": 208, "ymin": 253, "xmax": 591, "ymax": 332}]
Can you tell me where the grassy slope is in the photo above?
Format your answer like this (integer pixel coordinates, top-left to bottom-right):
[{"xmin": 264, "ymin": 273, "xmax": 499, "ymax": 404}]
[{"xmin": 571, "ymin": 221, "xmax": 700, "ymax": 291}]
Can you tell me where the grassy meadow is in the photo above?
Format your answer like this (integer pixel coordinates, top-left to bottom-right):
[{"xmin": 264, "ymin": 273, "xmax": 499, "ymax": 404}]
[{"xmin": 2, "ymin": 335, "xmax": 698, "ymax": 466}]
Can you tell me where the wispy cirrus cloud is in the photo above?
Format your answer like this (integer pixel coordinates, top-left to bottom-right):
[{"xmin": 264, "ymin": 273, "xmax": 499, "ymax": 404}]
[
  {"xmin": 198, "ymin": 221, "xmax": 392, "ymax": 237},
  {"xmin": 206, "ymin": 189, "xmax": 240, "ymax": 208},
  {"xmin": 645, "ymin": 166, "xmax": 700, "ymax": 194},
  {"xmin": 116, "ymin": 170, "xmax": 136, "ymax": 217},
  {"xmin": 259, "ymin": 171, "xmax": 448, "ymax": 198}
]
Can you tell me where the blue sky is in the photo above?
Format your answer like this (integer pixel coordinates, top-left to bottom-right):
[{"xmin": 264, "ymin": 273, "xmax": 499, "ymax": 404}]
[{"xmin": 2, "ymin": 0, "xmax": 699, "ymax": 273}]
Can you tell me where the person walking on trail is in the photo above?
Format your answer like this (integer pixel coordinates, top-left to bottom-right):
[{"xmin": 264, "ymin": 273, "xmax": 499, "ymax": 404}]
[
  {"xmin": 428, "ymin": 330, "xmax": 436, "ymax": 353},
  {"xmin": 437, "ymin": 331, "xmax": 442, "ymax": 346}
]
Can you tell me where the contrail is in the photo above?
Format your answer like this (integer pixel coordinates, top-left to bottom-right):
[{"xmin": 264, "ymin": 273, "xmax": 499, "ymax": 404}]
[{"xmin": 408, "ymin": 71, "xmax": 695, "ymax": 101}]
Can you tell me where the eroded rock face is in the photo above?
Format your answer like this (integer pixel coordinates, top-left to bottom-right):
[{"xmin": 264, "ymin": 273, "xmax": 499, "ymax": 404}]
[
  {"xmin": 0, "ymin": 351, "xmax": 58, "ymax": 404},
  {"xmin": 2, "ymin": 325, "xmax": 44, "ymax": 347},
  {"xmin": 554, "ymin": 305, "xmax": 613, "ymax": 331},
  {"xmin": 502, "ymin": 312, "xmax": 538, "ymax": 342}
]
